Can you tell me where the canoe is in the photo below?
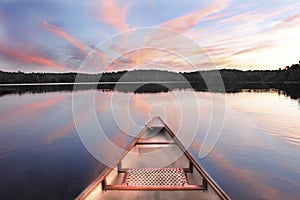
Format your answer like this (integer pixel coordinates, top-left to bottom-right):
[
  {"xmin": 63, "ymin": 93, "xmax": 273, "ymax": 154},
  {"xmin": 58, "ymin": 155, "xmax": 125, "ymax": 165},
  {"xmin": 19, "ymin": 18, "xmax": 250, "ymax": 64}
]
[{"xmin": 76, "ymin": 117, "xmax": 230, "ymax": 200}]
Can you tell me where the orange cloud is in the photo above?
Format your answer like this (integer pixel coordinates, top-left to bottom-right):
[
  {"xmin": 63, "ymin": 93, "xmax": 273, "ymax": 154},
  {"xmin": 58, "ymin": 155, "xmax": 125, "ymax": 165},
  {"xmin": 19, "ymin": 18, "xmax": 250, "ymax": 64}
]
[
  {"xmin": 160, "ymin": 0, "xmax": 231, "ymax": 32},
  {"xmin": 124, "ymin": 49, "xmax": 157, "ymax": 65},
  {"xmin": 41, "ymin": 21, "xmax": 89, "ymax": 54},
  {"xmin": 203, "ymin": 43, "xmax": 229, "ymax": 53},
  {"xmin": 103, "ymin": 48, "xmax": 156, "ymax": 71},
  {"xmin": 185, "ymin": 6, "xmax": 300, "ymax": 69},
  {"xmin": 99, "ymin": 0, "xmax": 129, "ymax": 32},
  {"xmin": 0, "ymin": 44, "xmax": 63, "ymax": 69},
  {"xmin": 106, "ymin": 48, "xmax": 192, "ymax": 72},
  {"xmin": 233, "ymin": 45, "xmax": 271, "ymax": 56}
]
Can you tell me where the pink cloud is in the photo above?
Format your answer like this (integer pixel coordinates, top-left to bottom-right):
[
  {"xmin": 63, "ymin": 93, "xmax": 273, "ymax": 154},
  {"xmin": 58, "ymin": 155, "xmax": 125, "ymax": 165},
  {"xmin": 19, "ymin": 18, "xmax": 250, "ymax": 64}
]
[
  {"xmin": 105, "ymin": 48, "xmax": 195, "ymax": 72},
  {"xmin": 275, "ymin": 12, "xmax": 300, "ymax": 29},
  {"xmin": 233, "ymin": 45, "xmax": 272, "ymax": 56},
  {"xmin": 98, "ymin": 0, "xmax": 129, "ymax": 32},
  {"xmin": 41, "ymin": 21, "xmax": 89, "ymax": 55},
  {"xmin": 159, "ymin": 0, "xmax": 231, "ymax": 32},
  {"xmin": 0, "ymin": 44, "xmax": 63, "ymax": 69},
  {"xmin": 184, "ymin": 6, "xmax": 300, "ymax": 69}
]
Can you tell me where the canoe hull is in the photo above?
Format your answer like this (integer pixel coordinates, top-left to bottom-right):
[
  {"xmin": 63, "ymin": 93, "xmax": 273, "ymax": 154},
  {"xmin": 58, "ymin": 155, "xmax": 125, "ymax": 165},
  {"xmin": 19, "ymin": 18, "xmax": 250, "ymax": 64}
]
[{"xmin": 76, "ymin": 117, "xmax": 230, "ymax": 200}]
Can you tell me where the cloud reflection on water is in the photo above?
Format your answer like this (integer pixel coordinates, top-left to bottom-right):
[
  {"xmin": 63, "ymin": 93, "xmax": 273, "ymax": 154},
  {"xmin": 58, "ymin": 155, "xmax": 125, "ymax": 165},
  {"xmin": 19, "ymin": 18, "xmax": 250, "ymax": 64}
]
[{"xmin": 0, "ymin": 89, "xmax": 299, "ymax": 199}]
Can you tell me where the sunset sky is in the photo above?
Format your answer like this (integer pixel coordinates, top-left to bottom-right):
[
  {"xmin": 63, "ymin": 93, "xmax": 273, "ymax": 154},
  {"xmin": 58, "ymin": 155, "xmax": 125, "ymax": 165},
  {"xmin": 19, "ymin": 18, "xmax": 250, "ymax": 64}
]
[{"xmin": 0, "ymin": 0, "xmax": 300, "ymax": 72}]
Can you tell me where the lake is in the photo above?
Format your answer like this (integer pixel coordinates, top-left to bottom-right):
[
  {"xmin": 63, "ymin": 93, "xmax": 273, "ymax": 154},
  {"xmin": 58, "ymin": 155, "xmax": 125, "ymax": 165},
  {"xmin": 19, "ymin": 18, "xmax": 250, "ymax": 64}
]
[{"xmin": 0, "ymin": 87, "xmax": 299, "ymax": 199}]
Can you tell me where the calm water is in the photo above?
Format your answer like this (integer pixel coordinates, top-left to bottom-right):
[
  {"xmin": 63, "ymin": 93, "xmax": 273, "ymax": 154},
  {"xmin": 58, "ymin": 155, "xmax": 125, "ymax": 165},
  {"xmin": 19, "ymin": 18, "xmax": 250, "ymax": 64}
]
[{"xmin": 0, "ymin": 89, "xmax": 299, "ymax": 199}]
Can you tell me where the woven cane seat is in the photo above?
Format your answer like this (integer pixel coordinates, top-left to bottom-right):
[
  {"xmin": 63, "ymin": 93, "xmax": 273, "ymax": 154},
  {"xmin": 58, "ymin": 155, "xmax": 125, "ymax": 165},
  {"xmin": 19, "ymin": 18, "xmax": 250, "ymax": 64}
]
[{"xmin": 125, "ymin": 168, "xmax": 187, "ymax": 186}]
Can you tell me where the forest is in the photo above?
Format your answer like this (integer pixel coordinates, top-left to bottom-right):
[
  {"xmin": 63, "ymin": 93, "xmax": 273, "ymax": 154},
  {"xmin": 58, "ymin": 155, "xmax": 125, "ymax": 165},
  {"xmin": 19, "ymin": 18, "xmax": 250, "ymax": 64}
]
[{"xmin": 1, "ymin": 63, "xmax": 300, "ymax": 85}]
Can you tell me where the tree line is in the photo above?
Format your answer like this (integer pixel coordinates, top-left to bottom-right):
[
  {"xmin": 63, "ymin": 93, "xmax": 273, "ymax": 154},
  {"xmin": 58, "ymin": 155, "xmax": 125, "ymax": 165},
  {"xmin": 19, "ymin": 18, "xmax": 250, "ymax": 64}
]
[{"xmin": 0, "ymin": 64, "xmax": 300, "ymax": 85}]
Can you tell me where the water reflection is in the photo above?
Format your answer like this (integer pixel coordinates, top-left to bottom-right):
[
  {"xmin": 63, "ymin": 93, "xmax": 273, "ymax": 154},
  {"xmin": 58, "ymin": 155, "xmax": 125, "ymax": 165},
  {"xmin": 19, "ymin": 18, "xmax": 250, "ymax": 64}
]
[
  {"xmin": 1, "ymin": 83, "xmax": 300, "ymax": 102},
  {"xmin": 0, "ymin": 89, "xmax": 299, "ymax": 199},
  {"xmin": 193, "ymin": 95, "xmax": 300, "ymax": 199}
]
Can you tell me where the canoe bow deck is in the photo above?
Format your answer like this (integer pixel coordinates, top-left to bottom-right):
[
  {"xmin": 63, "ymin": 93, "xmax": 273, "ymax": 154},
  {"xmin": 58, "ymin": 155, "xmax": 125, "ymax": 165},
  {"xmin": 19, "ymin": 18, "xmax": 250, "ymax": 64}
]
[{"xmin": 76, "ymin": 117, "xmax": 230, "ymax": 200}]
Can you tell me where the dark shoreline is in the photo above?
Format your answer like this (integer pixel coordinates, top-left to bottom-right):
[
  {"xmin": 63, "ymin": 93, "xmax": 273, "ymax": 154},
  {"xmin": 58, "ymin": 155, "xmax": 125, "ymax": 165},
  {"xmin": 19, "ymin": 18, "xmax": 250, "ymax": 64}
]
[
  {"xmin": 1, "ymin": 82, "xmax": 299, "ymax": 101},
  {"xmin": 1, "ymin": 66, "xmax": 299, "ymax": 99},
  {"xmin": 1, "ymin": 64, "xmax": 300, "ymax": 85}
]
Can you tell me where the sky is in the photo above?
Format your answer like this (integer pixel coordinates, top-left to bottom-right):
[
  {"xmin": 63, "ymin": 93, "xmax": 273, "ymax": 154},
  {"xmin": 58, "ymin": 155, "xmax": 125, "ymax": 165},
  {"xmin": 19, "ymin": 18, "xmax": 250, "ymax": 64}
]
[{"xmin": 0, "ymin": 0, "xmax": 300, "ymax": 72}]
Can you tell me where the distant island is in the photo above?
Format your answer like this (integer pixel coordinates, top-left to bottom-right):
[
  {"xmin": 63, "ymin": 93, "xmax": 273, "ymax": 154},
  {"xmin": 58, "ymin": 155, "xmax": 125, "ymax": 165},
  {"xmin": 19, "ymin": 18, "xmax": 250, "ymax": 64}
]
[{"xmin": 0, "ymin": 63, "xmax": 300, "ymax": 99}]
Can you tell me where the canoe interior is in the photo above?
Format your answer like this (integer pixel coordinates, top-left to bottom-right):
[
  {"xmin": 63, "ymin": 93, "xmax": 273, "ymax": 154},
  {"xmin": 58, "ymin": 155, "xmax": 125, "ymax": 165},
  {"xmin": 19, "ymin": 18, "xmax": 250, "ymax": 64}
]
[{"xmin": 76, "ymin": 117, "xmax": 230, "ymax": 200}]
